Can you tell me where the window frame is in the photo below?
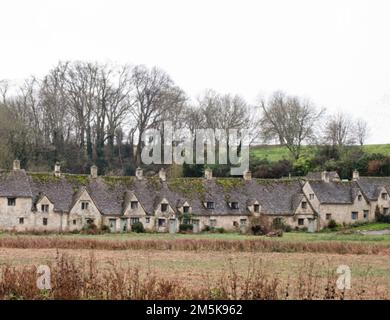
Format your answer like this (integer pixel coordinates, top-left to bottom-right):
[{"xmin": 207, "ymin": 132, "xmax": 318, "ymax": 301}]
[
  {"xmin": 7, "ymin": 198, "xmax": 16, "ymax": 206},
  {"xmin": 81, "ymin": 201, "xmax": 89, "ymax": 210},
  {"xmin": 301, "ymin": 201, "xmax": 308, "ymax": 209},
  {"xmin": 298, "ymin": 218, "xmax": 305, "ymax": 226},
  {"xmin": 206, "ymin": 202, "xmax": 215, "ymax": 210},
  {"xmin": 42, "ymin": 217, "xmax": 48, "ymax": 226},
  {"xmin": 351, "ymin": 212, "xmax": 358, "ymax": 220}
]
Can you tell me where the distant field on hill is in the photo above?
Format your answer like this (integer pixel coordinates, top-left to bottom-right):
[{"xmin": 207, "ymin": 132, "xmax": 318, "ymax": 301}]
[{"xmin": 250, "ymin": 144, "xmax": 390, "ymax": 162}]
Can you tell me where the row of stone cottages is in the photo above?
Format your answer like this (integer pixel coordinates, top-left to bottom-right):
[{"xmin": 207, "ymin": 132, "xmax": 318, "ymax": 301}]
[{"xmin": 0, "ymin": 160, "xmax": 389, "ymax": 233}]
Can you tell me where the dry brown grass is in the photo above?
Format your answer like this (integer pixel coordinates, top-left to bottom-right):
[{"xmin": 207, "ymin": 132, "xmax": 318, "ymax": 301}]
[
  {"xmin": 0, "ymin": 236, "xmax": 388, "ymax": 255},
  {"xmin": 0, "ymin": 252, "xmax": 387, "ymax": 300}
]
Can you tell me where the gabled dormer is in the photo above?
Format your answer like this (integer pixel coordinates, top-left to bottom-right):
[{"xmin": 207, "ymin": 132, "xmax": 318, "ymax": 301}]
[
  {"xmin": 177, "ymin": 199, "xmax": 192, "ymax": 214},
  {"xmin": 123, "ymin": 191, "xmax": 146, "ymax": 216},
  {"xmin": 154, "ymin": 197, "xmax": 175, "ymax": 217},
  {"xmin": 35, "ymin": 194, "xmax": 54, "ymax": 213},
  {"xmin": 247, "ymin": 199, "xmax": 261, "ymax": 216},
  {"xmin": 69, "ymin": 187, "xmax": 101, "ymax": 217}
]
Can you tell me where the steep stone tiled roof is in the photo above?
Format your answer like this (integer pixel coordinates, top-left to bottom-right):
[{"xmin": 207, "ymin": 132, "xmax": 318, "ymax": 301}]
[
  {"xmin": 3, "ymin": 169, "xmax": 387, "ymax": 216},
  {"xmin": 356, "ymin": 177, "xmax": 390, "ymax": 201},
  {"xmin": 0, "ymin": 170, "xmax": 32, "ymax": 198},
  {"xmin": 308, "ymin": 180, "xmax": 356, "ymax": 204}
]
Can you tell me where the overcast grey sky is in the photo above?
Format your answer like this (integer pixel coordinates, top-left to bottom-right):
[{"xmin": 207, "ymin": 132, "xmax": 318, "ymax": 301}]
[{"xmin": 1, "ymin": 0, "xmax": 390, "ymax": 143}]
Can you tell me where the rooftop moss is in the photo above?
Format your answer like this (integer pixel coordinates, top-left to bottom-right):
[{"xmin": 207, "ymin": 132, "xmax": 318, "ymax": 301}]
[
  {"xmin": 146, "ymin": 176, "xmax": 162, "ymax": 191},
  {"xmin": 215, "ymin": 178, "xmax": 245, "ymax": 193},
  {"xmin": 102, "ymin": 176, "xmax": 134, "ymax": 189},
  {"xmin": 168, "ymin": 178, "xmax": 205, "ymax": 200},
  {"xmin": 28, "ymin": 172, "xmax": 62, "ymax": 183},
  {"xmin": 64, "ymin": 174, "xmax": 90, "ymax": 186}
]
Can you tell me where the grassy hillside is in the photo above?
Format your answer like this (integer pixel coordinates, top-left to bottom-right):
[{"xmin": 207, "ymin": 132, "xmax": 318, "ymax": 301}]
[{"xmin": 251, "ymin": 144, "xmax": 390, "ymax": 162}]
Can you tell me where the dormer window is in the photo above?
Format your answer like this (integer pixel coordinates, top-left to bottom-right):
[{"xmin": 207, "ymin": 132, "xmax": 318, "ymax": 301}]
[
  {"xmin": 7, "ymin": 198, "xmax": 16, "ymax": 206},
  {"xmin": 206, "ymin": 202, "xmax": 214, "ymax": 209},
  {"xmin": 231, "ymin": 202, "xmax": 239, "ymax": 209},
  {"xmin": 183, "ymin": 206, "xmax": 190, "ymax": 213},
  {"xmin": 309, "ymin": 194, "xmax": 315, "ymax": 200},
  {"xmin": 81, "ymin": 202, "xmax": 89, "ymax": 210},
  {"xmin": 382, "ymin": 193, "xmax": 388, "ymax": 200},
  {"xmin": 358, "ymin": 195, "xmax": 362, "ymax": 201},
  {"xmin": 130, "ymin": 201, "xmax": 138, "ymax": 209},
  {"xmin": 301, "ymin": 201, "xmax": 307, "ymax": 209},
  {"xmin": 254, "ymin": 204, "xmax": 260, "ymax": 213},
  {"xmin": 161, "ymin": 203, "xmax": 168, "ymax": 212},
  {"xmin": 41, "ymin": 204, "xmax": 49, "ymax": 212}
]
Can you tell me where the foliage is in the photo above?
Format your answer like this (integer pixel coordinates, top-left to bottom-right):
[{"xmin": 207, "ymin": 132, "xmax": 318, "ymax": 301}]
[
  {"xmin": 327, "ymin": 219, "xmax": 338, "ymax": 230},
  {"xmin": 179, "ymin": 224, "xmax": 193, "ymax": 233},
  {"xmin": 131, "ymin": 222, "xmax": 145, "ymax": 233}
]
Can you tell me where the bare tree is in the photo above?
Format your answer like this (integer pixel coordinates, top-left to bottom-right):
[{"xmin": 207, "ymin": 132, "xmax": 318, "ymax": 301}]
[
  {"xmin": 0, "ymin": 80, "xmax": 9, "ymax": 104},
  {"xmin": 259, "ymin": 91, "xmax": 324, "ymax": 160},
  {"xmin": 324, "ymin": 113, "xmax": 356, "ymax": 147},
  {"xmin": 129, "ymin": 65, "xmax": 186, "ymax": 166},
  {"xmin": 354, "ymin": 118, "xmax": 370, "ymax": 146}
]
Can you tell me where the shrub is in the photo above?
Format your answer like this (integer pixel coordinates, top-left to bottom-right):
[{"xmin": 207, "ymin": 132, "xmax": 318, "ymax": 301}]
[
  {"xmin": 216, "ymin": 227, "xmax": 225, "ymax": 233},
  {"xmin": 101, "ymin": 225, "xmax": 111, "ymax": 233},
  {"xmin": 179, "ymin": 224, "xmax": 193, "ymax": 233},
  {"xmin": 328, "ymin": 219, "xmax": 338, "ymax": 230},
  {"xmin": 80, "ymin": 223, "xmax": 99, "ymax": 235},
  {"xmin": 249, "ymin": 216, "xmax": 272, "ymax": 235},
  {"xmin": 202, "ymin": 225, "xmax": 211, "ymax": 232},
  {"xmin": 376, "ymin": 214, "xmax": 390, "ymax": 224},
  {"xmin": 131, "ymin": 222, "xmax": 145, "ymax": 233}
]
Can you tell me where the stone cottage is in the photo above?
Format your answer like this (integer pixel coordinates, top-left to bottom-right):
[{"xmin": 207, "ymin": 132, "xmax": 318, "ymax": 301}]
[{"xmin": 0, "ymin": 161, "xmax": 388, "ymax": 233}]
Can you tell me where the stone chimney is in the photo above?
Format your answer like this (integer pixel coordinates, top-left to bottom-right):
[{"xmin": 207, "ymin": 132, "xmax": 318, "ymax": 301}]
[
  {"xmin": 321, "ymin": 171, "xmax": 330, "ymax": 183},
  {"xmin": 159, "ymin": 168, "xmax": 166, "ymax": 182},
  {"xmin": 135, "ymin": 167, "xmax": 143, "ymax": 180},
  {"xmin": 54, "ymin": 162, "xmax": 61, "ymax": 177},
  {"xmin": 352, "ymin": 169, "xmax": 360, "ymax": 181},
  {"xmin": 90, "ymin": 165, "xmax": 98, "ymax": 179},
  {"xmin": 243, "ymin": 170, "xmax": 252, "ymax": 181},
  {"xmin": 204, "ymin": 168, "xmax": 213, "ymax": 180},
  {"xmin": 13, "ymin": 160, "xmax": 21, "ymax": 171}
]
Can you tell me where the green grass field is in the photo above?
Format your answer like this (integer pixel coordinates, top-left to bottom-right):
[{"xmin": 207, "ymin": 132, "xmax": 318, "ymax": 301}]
[{"xmin": 250, "ymin": 144, "xmax": 390, "ymax": 162}]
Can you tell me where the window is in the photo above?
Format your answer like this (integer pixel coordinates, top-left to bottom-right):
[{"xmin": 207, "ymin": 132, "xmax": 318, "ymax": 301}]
[
  {"xmin": 81, "ymin": 202, "xmax": 89, "ymax": 210},
  {"xmin": 206, "ymin": 202, "xmax": 214, "ymax": 209},
  {"xmin": 130, "ymin": 217, "xmax": 140, "ymax": 225},
  {"xmin": 158, "ymin": 218, "xmax": 166, "ymax": 227},
  {"xmin": 254, "ymin": 204, "xmax": 260, "ymax": 213},
  {"xmin": 351, "ymin": 212, "xmax": 358, "ymax": 220},
  {"xmin": 363, "ymin": 210, "xmax": 369, "ymax": 220},
  {"xmin": 130, "ymin": 201, "xmax": 138, "ymax": 209},
  {"xmin": 73, "ymin": 219, "xmax": 77, "ymax": 225},
  {"xmin": 309, "ymin": 194, "xmax": 315, "ymax": 200},
  {"xmin": 384, "ymin": 208, "xmax": 389, "ymax": 215},
  {"xmin": 145, "ymin": 217, "xmax": 150, "ymax": 223},
  {"xmin": 233, "ymin": 221, "xmax": 239, "ymax": 227},
  {"xmin": 43, "ymin": 218, "xmax": 48, "ymax": 226},
  {"xmin": 7, "ymin": 198, "xmax": 16, "ymax": 206},
  {"xmin": 298, "ymin": 218, "xmax": 305, "ymax": 226},
  {"xmin": 41, "ymin": 204, "xmax": 49, "ymax": 212},
  {"xmin": 358, "ymin": 195, "xmax": 362, "ymax": 201},
  {"xmin": 161, "ymin": 203, "xmax": 168, "ymax": 212},
  {"xmin": 19, "ymin": 217, "xmax": 24, "ymax": 224},
  {"xmin": 382, "ymin": 193, "xmax": 388, "ymax": 200},
  {"xmin": 86, "ymin": 218, "xmax": 94, "ymax": 225},
  {"xmin": 301, "ymin": 201, "xmax": 307, "ymax": 209},
  {"xmin": 231, "ymin": 202, "xmax": 239, "ymax": 209},
  {"xmin": 240, "ymin": 219, "xmax": 247, "ymax": 226},
  {"xmin": 326, "ymin": 213, "xmax": 332, "ymax": 220},
  {"xmin": 183, "ymin": 206, "xmax": 190, "ymax": 213},
  {"xmin": 209, "ymin": 219, "xmax": 217, "ymax": 227}
]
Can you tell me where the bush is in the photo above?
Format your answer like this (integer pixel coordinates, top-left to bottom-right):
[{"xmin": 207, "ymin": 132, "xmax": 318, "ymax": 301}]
[
  {"xmin": 249, "ymin": 216, "xmax": 272, "ymax": 235},
  {"xmin": 131, "ymin": 222, "xmax": 145, "ymax": 233},
  {"xmin": 216, "ymin": 227, "xmax": 225, "ymax": 233},
  {"xmin": 376, "ymin": 214, "xmax": 390, "ymax": 224},
  {"xmin": 202, "ymin": 225, "xmax": 211, "ymax": 232},
  {"xmin": 80, "ymin": 223, "xmax": 99, "ymax": 235},
  {"xmin": 101, "ymin": 225, "xmax": 111, "ymax": 233},
  {"xmin": 328, "ymin": 219, "xmax": 338, "ymax": 230},
  {"xmin": 179, "ymin": 224, "xmax": 193, "ymax": 233}
]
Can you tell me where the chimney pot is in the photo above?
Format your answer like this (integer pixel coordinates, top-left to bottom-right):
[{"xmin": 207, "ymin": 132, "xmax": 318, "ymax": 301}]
[
  {"xmin": 13, "ymin": 160, "xmax": 21, "ymax": 171},
  {"xmin": 90, "ymin": 165, "xmax": 98, "ymax": 179},
  {"xmin": 54, "ymin": 162, "xmax": 61, "ymax": 177},
  {"xmin": 353, "ymin": 169, "xmax": 360, "ymax": 181},
  {"xmin": 205, "ymin": 168, "xmax": 213, "ymax": 180},
  {"xmin": 321, "ymin": 171, "xmax": 330, "ymax": 183},
  {"xmin": 243, "ymin": 170, "xmax": 252, "ymax": 181},
  {"xmin": 136, "ymin": 167, "xmax": 143, "ymax": 180},
  {"xmin": 159, "ymin": 168, "xmax": 166, "ymax": 182}
]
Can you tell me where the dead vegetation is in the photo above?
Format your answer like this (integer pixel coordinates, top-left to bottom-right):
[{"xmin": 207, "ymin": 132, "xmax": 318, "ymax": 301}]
[
  {"xmin": 0, "ymin": 236, "xmax": 388, "ymax": 255},
  {"xmin": 0, "ymin": 253, "xmax": 386, "ymax": 300}
]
